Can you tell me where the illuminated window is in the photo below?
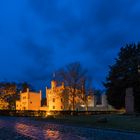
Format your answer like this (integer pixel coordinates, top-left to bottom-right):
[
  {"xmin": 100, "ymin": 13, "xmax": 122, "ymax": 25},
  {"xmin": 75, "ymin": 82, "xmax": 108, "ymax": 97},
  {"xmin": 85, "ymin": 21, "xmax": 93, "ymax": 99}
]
[
  {"xmin": 23, "ymin": 107, "xmax": 26, "ymax": 110},
  {"xmin": 53, "ymin": 106, "xmax": 55, "ymax": 109},
  {"xmin": 53, "ymin": 98, "xmax": 55, "ymax": 102},
  {"xmin": 23, "ymin": 96, "xmax": 26, "ymax": 99}
]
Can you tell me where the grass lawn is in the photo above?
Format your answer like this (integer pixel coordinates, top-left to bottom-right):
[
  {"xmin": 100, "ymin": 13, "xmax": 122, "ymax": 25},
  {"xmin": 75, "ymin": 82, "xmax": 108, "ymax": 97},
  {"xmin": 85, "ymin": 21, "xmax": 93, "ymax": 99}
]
[{"xmin": 34, "ymin": 114, "xmax": 140, "ymax": 132}]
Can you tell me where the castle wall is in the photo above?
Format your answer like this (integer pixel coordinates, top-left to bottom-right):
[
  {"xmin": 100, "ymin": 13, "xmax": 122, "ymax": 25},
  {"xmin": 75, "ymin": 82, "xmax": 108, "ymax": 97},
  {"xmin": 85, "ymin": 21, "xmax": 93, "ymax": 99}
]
[
  {"xmin": 16, "ymin": 80, "xmax": 95, "ymax": 111},
  {"xmin": 16, "ymin": 89, "xmax": 42, "ymax": 111}
]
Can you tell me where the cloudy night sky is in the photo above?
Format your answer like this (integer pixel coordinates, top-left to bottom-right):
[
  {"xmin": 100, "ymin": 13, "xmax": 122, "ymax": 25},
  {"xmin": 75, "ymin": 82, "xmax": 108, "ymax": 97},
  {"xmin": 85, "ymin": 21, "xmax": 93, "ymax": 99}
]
[{"xmin": 0, "ymin": 0, "xmax": 140, "ymax": 91}]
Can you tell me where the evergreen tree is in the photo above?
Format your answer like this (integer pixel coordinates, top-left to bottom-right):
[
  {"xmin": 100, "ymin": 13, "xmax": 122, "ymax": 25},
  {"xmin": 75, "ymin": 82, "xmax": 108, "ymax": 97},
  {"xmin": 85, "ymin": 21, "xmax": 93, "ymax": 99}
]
[{"xmin": 104, "ymin": 43, "xmax": 140, "ymax": 112}]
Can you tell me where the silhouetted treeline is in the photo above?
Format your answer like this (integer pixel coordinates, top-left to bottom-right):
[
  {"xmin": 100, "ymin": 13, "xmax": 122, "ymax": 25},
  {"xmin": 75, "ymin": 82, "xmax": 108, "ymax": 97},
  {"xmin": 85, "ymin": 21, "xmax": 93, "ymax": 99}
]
[
  {"xmin": 0, "ymin": 82, "xmax": 33, "ymax": 110},
  {"xmin": 104, "ymin": 43, "xmax": 140, "ymax": 112}
]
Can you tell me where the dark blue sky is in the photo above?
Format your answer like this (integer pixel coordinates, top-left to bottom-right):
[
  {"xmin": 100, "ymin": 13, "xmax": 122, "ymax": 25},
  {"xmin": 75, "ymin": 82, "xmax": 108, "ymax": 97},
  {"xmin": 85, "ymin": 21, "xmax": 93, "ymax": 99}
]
[{"xmin": 0, "ymin": 0, "xmax": 140, "ymax": 90}]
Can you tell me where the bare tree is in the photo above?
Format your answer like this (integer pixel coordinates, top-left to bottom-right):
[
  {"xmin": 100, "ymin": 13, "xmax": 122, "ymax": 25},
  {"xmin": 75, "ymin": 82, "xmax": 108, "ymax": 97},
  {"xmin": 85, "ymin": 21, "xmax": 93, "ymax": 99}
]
[
  {"xmin": 0, "ymin": 82, "xmax": 34, "ymax": 110},
  {"xmin": 79, "ymin": 76, "xmax": 94, "ymax": 111},
  {"xmin": 57, "ymin": 62, "xmax": 91, "ymax": 111}
]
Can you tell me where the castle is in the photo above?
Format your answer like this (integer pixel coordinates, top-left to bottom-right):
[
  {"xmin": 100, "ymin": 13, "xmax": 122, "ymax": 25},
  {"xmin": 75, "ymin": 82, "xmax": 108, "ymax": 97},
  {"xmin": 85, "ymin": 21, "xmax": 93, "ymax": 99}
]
[
  {"xmin": 16, "ymin": 79, "xmax": 108, "ymax": 111},
  {"xmin": 16, "ymin": 89, "xmax": 42, "ymax": 110}
]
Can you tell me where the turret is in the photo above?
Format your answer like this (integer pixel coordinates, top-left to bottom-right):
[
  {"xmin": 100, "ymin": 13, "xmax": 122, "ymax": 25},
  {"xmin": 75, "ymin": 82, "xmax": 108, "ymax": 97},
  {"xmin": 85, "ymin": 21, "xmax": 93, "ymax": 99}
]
[
  {"xmin": 27, "ymin": 88, "xmax": 29, "ymax": 93},
  {"xmin": 39, "ymin": 90, "xmax": 42, "ymax": 101},
  {"xmin": 51, "ymin": 72, "xmax": 57, "ymax": 89},
  {"xmin": 27, "ymin": 88, "xmax": 29, "ymax": 99},
  {"xmin": 62, "ymin": 82, "xmax": 64, "ymax": 88},
  {"xmin": 46, "ymin": 86, "xmax": 48, "ymax": 106},
  {"xmin": 51, "ymin": 80, "xmax": 57, "ymax": 89}
]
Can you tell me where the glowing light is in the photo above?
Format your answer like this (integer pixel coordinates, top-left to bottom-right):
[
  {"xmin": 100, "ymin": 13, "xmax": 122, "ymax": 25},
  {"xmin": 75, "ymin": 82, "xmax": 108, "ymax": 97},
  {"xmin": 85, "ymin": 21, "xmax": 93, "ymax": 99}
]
[
  {"xmin": 81, "ymin": 104, "xmax": 85, "ymax": 107},
  {"xmin": 47, "ymin": 112, "xmax": 51, "ymax": 116}
]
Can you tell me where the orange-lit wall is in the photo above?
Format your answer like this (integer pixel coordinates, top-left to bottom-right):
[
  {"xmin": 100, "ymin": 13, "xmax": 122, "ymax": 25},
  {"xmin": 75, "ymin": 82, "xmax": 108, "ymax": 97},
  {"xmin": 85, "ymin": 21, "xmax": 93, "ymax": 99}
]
[
  {"xmin": 46, "ymin": 81, "xmax": 88, "ymax": 111},
  {"xmin": 16, "ymin": 89, "xmax": 41, "ymax": 111},
  {"xmin": 46, "ymin": 81, "xmax": 69, "ymax": 111},
  {"xmin": 16, "ymin": 81, "xmax": 98, "ymax": 111}
]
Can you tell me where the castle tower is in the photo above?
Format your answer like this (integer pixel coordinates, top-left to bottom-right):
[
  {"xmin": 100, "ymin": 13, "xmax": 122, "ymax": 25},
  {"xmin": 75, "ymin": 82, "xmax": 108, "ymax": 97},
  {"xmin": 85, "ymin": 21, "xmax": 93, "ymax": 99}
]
[
  {"xmin": 27, "ymin": 88, "xmax": 29, "ymax": 99},
  {"xmin": 39, "ymin": 90, "xmax": 42, "ymax": 101},
  {"xmin": 46, "ymin": 86, "xmax": 48, "ymax": 106},
  {"xmin": 51, "ymin": 80, "xmax": 57, "ymax": 89},
  {"xmin": 27, "ymin": 88, "xmax": 29, "ymax": 93},
  {"xmin": 62, "ymin": 82, "xmax": 65, "ymax": 89},
  {"xmin": 51, "ymin": 72, "xmax": 57, "ymax": 89}
]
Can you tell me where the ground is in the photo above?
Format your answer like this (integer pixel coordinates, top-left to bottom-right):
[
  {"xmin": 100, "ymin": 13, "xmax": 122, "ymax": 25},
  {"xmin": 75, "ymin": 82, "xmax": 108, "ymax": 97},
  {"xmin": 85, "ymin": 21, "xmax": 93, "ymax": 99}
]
[
  {"xmin": 34, "ymin": 114, "xmax": 140, "ymax": 132},
  {"xmin": 0, "ymin": 116, "xmax": 139, "ymax": 140}
]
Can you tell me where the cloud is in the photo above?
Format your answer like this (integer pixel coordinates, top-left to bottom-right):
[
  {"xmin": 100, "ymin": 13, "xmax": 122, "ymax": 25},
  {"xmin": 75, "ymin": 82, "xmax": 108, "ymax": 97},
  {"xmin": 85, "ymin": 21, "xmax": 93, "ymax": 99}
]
[
  {"xmin": 20, "ymin": 39, "xmax": 53, "ymax": 82},
  {"xmin": 0, "ymin": 0, "xmax": 140, "ymax": 90},
  {"xmin": 26, "ymin": 0, "xmax": 140, "ymax": 89}
]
